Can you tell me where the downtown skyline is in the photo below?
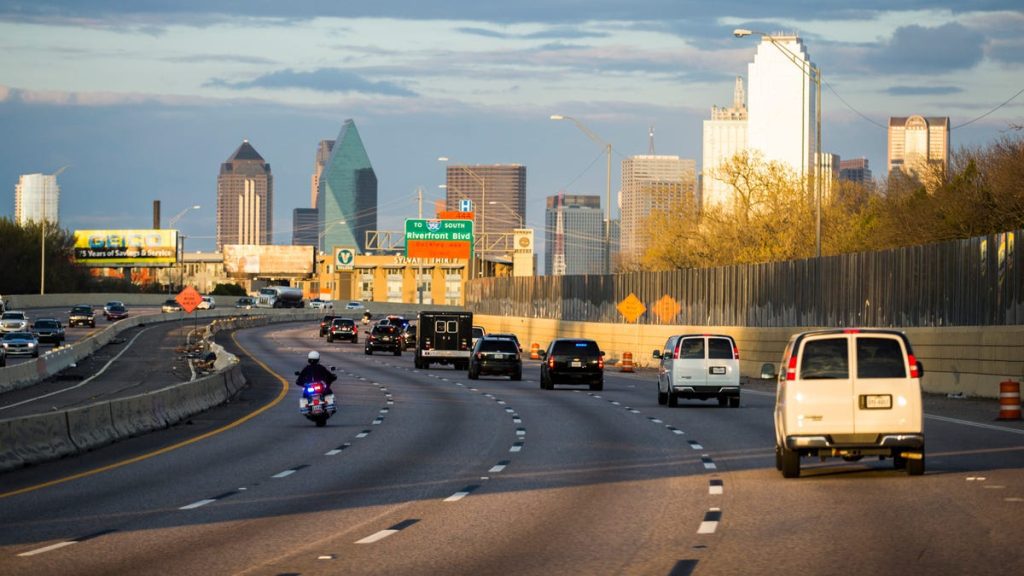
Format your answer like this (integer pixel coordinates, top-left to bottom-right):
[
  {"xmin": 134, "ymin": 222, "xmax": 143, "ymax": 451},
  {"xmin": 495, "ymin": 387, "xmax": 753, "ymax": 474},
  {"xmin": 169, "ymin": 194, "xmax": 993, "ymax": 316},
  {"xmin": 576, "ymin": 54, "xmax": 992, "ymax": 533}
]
[{"xmin": 0, "ymin": 2, "xmax": 1021, "ymax": 265}]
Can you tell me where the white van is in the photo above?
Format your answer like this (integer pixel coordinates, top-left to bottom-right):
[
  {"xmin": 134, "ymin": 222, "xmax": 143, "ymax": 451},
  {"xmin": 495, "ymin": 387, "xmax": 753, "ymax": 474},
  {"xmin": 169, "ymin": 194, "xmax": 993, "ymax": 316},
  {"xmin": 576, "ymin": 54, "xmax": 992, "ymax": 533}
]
[
  {"xmin": 652, "ymin": 334, "xmax": 740, "ymax": 408},
  {"xmin": 762, "ymin": 329, "xmax": 925, "ymax": 478}
]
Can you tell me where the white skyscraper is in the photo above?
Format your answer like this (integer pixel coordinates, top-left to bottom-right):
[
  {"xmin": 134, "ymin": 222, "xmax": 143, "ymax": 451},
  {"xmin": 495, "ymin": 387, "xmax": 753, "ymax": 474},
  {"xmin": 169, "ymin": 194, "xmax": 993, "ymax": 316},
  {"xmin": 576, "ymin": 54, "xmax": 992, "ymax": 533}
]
[
  {"xmin": 702, "ymin": 76, "xmax": 748, "ymax": 208},
  {"xmin": 14, "ymin": 172, "xmax": 61, "ymax": 225},
  {"xmin": 619, "ymin": 155, "xmax": 696, "ymax": 266},
  {"xmin": 747, "ymin": 35, "xmax": 816, "ymax": 179}
]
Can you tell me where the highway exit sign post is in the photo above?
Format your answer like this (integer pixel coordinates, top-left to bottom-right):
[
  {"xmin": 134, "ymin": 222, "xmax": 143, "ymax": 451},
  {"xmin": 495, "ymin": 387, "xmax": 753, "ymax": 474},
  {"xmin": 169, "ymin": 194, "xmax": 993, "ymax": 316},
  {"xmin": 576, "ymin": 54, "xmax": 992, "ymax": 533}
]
[{"xmin": 405, "ymin": 219, "xmax": 474, "ymax": 259}]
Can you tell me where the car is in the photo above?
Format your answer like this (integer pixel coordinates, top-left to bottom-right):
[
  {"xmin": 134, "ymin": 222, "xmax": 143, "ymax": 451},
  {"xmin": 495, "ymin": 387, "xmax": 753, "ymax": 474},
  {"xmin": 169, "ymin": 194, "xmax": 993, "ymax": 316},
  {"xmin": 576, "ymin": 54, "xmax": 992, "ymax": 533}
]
[
  {"xmin": 31, "ymin": 318, "xmax": 65, "ymax": 345},
  {"xmin": 309, "ymin": 298, "xmax": 334, "ymax": 310},
  {"xmin": 469, "ymin": 336, "xmax": 523, "ymax": 380},
  {"xmin": 318, "ymin": 314, "xmax": 338, "ymax": 337},
  {"xmin": 197, "ymin": 296, "xmax": 216, "ymax": 310},
  {"xmin": 327, "ymin": 318, "xmax": 358, "ymax": 343},
  {"xmin": 103, "ymin": 301, "xmax": 125, "ymax": 316},
  {"xmin": 162, "ymin": 299, "xmax": 183, "ymax": 313},
  {"xmin": 235, "ymin": 296, "xmax": 256, "ymax": 309},
  {"xmin": 471, "ymin": 325, "xmax": 486, "ymax": 348},
  {"xmin": 68, "ymin": 305, "xmax": 96, "ymax": 328},
  {"xmin": 400, "ymin": 322, "xmax": 417, "ymax": 350},
  {"xmin": 365, "ymin": 324, "xmax": 403, "ymax": 356},
  {"xmin": 487, "ymin": 332, "xmax": 522, "ymax": 352},
  {"xmin": 345, "ymin": 301, "xmax": 365, "ymax": 310},
  {"xmin": 2, "ymin": 331, "xmax": 40, "ymax": 357},
  {"xmin": 652, "ymin": 334, "xmax": 740, "ymax": 408},
  {"xmin": 539, "ymin": 338, "xmax": 605, "ymax": 391},
  {"xmin": 1, "ymin": 311, "xmax": 29, "ymax": 333},
  {"xmin": 104, "ymin": 304, "xmax": 129, "ymax": 321},
  {"xmin": 761, "ymin": 328, "xmax": 926, "ymax": 478}
]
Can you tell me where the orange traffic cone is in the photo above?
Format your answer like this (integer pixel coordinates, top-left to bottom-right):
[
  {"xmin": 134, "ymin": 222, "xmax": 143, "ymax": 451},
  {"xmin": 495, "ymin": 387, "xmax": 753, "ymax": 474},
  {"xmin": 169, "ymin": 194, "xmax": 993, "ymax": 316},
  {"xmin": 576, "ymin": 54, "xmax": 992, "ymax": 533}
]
[
  {"xmin": 998, "ymin": 380, "xmax": 1021, "ymax": 420},
  {"xmin": 529, "ymin": 343, "xmax": 540, "ymax": 360},
  {"xmin": 620, "ymin": 351, "xmax": 635, "ymax": 373}
]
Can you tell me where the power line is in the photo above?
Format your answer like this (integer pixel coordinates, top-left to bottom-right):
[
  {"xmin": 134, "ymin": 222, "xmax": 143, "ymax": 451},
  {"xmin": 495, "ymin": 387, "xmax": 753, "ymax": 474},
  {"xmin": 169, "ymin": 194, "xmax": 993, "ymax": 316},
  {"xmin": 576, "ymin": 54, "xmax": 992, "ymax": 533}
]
[{"xmin": 953, "ymin": 86, "xmax": 1024, "ymax": 129}]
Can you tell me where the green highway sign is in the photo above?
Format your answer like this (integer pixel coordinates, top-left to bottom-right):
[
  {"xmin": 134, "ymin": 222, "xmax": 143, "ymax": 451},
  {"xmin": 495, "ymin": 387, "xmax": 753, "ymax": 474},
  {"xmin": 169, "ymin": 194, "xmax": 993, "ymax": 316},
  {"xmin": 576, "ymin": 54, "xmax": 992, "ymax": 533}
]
[{"xmin": 405, "ymin": 218, "xmax": 474, "ymax": 259}]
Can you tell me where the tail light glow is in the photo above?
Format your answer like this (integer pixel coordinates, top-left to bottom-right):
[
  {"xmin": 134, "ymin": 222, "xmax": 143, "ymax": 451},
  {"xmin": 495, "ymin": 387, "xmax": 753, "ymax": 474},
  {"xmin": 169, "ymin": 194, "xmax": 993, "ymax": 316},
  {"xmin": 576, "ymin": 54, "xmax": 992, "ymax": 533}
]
[
  {"xmin": 548, "ymin": 356, "xmax": 555, "ymax": 369},
  {"xmin": 786, "ymin": 355, "xmax": 798, "ymax": 381},
  {"xmin": 908, "ymin": 354, "xmax": 919, "ymax": 378},
  {"xmin": 598, "ymin": 356, "xmax": 604, "ymax": 369}
]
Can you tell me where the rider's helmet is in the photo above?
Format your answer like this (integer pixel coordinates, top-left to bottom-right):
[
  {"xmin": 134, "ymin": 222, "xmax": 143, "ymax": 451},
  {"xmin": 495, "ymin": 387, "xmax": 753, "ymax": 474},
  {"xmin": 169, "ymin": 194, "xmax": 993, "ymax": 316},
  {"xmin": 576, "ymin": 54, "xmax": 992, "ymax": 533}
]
[{"xmin": 307, "ymin": 350, "xmax": 320, "ymax": 365}]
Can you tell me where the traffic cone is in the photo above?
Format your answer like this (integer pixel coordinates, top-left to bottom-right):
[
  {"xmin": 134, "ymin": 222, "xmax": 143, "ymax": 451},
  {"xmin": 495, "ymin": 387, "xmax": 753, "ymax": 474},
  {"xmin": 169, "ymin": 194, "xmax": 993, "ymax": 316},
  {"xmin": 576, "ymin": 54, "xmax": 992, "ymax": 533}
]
[
  {"xmin": 530, "ymin": 343, "xmax": 540, "ymax": 360},
  {"xmin": 998, "ymin": 380, "xmax": 1021, "ymax": 420},
  {"xmin": 620, "ymin": 351, "xmax": 635, "ymax": 373}
]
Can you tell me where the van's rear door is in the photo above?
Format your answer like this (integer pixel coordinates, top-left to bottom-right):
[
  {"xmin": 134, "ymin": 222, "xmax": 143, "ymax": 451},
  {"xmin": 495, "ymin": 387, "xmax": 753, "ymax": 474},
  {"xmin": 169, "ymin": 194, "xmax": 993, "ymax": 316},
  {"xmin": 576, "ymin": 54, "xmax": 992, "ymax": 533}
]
[
  {"xmin": 674, "ymin": 337, "xmax": 707, "ymax": 387},
  {"xmin": 852, "ymin": 335, "xmax": 922, "ymax": 434},
  {"xmin": 788, "ymin": 335, "xmax": 855, "ymax": 436},
  {"xmin": 706, "ymin": 337, "xmax": 738, "ymax": 388}
]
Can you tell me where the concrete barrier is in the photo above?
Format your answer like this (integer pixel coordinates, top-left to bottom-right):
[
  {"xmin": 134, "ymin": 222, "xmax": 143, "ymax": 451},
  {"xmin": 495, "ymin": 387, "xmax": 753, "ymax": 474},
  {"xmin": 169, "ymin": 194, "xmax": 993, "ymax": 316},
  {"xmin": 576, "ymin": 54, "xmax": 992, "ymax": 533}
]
[
  {"xmin": 0, "ymin": 419, "xmax": 24, "ymax": 471},
  {"xmin": 8, "ymin": 411, "xmax": 76, "ymax": 467},
  {"xmin": 66, "ymin": 402, "xmax": 117, "ymax": 452},
  {"xmin": 110, "ymin": 393, "xmax": 165, "ymax": 438}
]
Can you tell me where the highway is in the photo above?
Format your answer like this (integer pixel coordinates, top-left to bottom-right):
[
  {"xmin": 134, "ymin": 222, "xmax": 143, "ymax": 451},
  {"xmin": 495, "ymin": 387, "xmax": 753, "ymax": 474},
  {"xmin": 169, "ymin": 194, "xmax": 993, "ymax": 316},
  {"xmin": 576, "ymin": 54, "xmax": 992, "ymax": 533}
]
[{"xmin": 1, "ymin": 320, "xmax": 1022, "ymax": 575}]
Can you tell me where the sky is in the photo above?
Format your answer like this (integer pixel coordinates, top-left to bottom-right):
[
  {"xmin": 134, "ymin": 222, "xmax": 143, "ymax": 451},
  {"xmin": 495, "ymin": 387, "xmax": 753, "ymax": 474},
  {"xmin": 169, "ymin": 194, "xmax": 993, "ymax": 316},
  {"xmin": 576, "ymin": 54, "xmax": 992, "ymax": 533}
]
[{"xmin": 1, "ymin": 1, "xmax": 1022, "ymax": 265}]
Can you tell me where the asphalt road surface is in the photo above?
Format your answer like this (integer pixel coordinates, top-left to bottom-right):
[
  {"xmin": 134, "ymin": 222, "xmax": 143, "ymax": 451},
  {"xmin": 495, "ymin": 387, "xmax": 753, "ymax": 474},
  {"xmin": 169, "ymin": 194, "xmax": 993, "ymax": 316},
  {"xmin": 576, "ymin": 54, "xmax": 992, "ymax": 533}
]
[{"xmin": 1, "ymin": 321, "xmax": 1022, "ymax": 575}]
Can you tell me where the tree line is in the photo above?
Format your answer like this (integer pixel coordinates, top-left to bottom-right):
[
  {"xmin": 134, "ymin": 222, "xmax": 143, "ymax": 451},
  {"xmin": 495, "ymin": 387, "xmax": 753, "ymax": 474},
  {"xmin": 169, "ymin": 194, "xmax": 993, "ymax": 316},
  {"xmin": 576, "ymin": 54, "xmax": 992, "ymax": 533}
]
[{"xmin": 635, "ymin": 131, "xmax": 1024, "ymax": 270}]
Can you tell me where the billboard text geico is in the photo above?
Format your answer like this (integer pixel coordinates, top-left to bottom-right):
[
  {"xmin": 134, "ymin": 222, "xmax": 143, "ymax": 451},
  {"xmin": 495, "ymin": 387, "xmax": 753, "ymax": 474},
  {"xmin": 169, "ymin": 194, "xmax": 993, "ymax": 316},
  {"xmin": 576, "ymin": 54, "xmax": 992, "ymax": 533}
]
[
  {"xmin": 73, "ymin": 229, "xmax": 178, "ymax": 267},
  {"xmin": 223, "ymin": 244, "xmax": 315, "ymax": 277}
]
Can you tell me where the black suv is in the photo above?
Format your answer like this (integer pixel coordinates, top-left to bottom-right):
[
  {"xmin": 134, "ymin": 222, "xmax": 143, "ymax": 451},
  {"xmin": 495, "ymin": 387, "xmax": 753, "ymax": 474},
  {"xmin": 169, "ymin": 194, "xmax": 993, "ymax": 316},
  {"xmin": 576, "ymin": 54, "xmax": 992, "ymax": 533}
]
[
  {"xmin": 540, "ymin": 338, "xmax": 605, "ymax": 391},
  {"xmin": 318, "ymin": 315, "xmax": 338, "ymax": 337},
  {"xmin": 365, "ymin": 325, "xmax": 403, "ymax": 356},
  {"xmin": 469, "ymin": 336, "xmax": 522, "ymax": 380},
  {"xmin": 68, "ymin": 305, "xmax": 96, "ymax": 328},
  {"xmin": 327, "ymin": 318, "xmax": 358, "ymax": 343},
  {"xmin": 32, "ymin": 318, "xmax": 65, "ymax": 345}
]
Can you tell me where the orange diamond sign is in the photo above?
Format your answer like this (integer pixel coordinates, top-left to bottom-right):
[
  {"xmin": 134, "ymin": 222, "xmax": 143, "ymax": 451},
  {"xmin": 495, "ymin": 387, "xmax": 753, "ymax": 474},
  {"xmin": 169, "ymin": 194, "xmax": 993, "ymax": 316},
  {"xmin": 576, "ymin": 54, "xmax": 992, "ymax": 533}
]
[
  {"xmin": 617, "ymin": 293, "xmax": 647, "ymax": 323},
  {"xmin": 175, "ymin": 286, "xmax": 203, "ymax": 313},
  {"xmin": 653, "ymin": 295, "xmax": 681, "ymax": 323}
]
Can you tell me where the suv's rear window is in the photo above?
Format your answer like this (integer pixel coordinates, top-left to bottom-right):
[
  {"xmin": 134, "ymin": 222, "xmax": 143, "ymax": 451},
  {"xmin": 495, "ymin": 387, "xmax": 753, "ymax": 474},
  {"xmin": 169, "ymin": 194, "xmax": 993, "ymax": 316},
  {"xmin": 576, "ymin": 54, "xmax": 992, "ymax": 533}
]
[
  {"xmin": 800, "ymin": 338, "xmax": 849, "ymax": 379},
  {"xmin": 856, "ymin": 337, "xmax": 907, "ymax": 378},
  {"xmin": 480, "ymin": 339, "xmax": 519, "ymax": 353},
  {"xmin": 708, "ymin": 338, "xmax": 734, "ymax": 360},
  {"xmin": 551, "ymin": 340, "xmax": 599, "ymax": 356}
]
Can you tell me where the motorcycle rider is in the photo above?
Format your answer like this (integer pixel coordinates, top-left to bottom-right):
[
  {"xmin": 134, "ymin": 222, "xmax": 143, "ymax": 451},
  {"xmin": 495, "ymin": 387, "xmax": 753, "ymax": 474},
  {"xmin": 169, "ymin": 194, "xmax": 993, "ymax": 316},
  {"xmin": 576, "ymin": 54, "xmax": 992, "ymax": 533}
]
[{"xmin": 296, "ymin": 350, "xmax": 337, "ymax": 394}]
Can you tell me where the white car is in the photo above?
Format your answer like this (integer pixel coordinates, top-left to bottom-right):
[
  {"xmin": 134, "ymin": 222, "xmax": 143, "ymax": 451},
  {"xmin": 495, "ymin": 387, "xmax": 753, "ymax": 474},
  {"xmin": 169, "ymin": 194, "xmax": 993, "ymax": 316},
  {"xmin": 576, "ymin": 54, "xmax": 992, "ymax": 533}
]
[
  {"xmin": 1, "ymin": 311, "xmax": 29, "ymax": 333},
  {"xmin": 309, "ymin": 298, "xmax": 334, "ymax": 310},
  {"xmin": 653, "ymin": 334, "xmax": 740, "ymax": 407},
  {"xmin": 345, "ymin": 301, "xmax": 365, "ymax": 311},
  {"xmin": 197, "ymin": 296, "xmax": 216, "ymax": 310},
  {"xmin": 763, "ymin": 328, "xmax": 925, "ymax": 478}
]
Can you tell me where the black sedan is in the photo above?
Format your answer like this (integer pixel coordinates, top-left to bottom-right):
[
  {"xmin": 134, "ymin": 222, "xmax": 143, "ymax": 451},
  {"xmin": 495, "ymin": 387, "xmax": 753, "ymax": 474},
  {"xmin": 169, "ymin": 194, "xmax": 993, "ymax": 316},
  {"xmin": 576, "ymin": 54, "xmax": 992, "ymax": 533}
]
[{"xmin": 539, "ymin": 338, "xmax": 605, "ymax": 391}]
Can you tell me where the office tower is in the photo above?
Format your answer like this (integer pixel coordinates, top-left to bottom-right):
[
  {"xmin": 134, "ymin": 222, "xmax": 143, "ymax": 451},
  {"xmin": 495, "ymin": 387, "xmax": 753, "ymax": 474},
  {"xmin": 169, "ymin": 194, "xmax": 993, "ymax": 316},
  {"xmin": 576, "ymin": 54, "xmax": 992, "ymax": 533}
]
[
  {"xmin": 817, "ymin": 152, "xmax": 840, "ymax": 201},
  {"xmin": 14, "ymin": 171, "xmax": 61, "ymax": 225},
  {"xmin": 544, "ymin": 194, "xmax": 604, "ymax": 276},
  {"xmin": 839, "ymin": 158, "xmax": 873, "ymax": 186},
  {"xmin": 216, "ymin": 140, "xmax": 273, "ymax": 250},
  {"xmin": 292, "ymin": 208, "xmax": 318, "ymax": 247},
  {"xmin": 747, "ymin": 35, "xmax": 816, "ymax": 178},
  {"xmin": 702, "ymin": 76, "xmax": 748, "ymax": 208},
  {"xmin": 444, "ymin": 164, "xmax": 526, "ymax": 257},
  {"xmin": 311, "ymin": 139, "xmax": 334, "ymax": 209},
  {"xmin": 317, "ymin": 119, "xmax": 377, "ymax": 255},
  {"xmin": 888, "ymin": 116, "xmax": 950, "ymax": 188},
  {"xmin": 619, "ymin": 155, "xmax": 697, "ymax": 265}
]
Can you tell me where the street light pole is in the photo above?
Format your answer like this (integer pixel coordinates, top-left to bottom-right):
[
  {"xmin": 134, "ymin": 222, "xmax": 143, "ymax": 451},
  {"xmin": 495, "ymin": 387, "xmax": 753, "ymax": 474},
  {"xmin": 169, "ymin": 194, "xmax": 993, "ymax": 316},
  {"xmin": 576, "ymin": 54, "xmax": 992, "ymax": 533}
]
[
  {"xmin": 733, "ymin": 29, "xmax": 822, "ymax": 258},
  {"xmin": 550, "ymin": 115, "xmax": 613, "ymax": 273}
]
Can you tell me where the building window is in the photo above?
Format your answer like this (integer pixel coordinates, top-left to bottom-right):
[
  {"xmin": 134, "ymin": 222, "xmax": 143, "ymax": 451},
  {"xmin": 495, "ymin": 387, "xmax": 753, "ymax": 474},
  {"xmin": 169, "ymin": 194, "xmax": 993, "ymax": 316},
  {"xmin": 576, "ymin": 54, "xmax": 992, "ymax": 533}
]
[
  {"xmin": 445, "ymin": 270, "xmax": 463, "ymax": 305},
  {"xmin": 358, "ymin": 269, "xmax": 374, "ymax": 301},
  {"xmin": 416, "ymin": 269, "xmax": 433, "ymax": 305},
  {"xmin": 386, "ymin": 268, "xmax": 403, "ymax": 302}
]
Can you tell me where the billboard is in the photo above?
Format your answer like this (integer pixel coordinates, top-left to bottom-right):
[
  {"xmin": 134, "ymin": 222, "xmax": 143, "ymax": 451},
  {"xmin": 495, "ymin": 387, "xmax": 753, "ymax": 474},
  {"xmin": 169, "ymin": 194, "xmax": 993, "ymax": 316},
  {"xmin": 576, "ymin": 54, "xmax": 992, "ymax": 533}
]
[
  {"xmin": 405, "ymin": 218, "xmax": 473, "ymax": 259},
  {"xmin": 73, "ymin": 229, "xmax": 178, "ymax": 267},
  {"xmin": 223, "ymin": 245, "xmax": 315, "ymax": 277}
]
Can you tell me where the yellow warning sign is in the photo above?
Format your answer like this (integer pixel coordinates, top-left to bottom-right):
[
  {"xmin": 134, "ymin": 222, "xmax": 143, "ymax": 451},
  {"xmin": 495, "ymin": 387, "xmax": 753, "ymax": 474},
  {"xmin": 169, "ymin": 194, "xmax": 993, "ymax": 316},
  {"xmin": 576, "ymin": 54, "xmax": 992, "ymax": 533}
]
[
  {"xmin": 617, "ymin": 293, "xmax": 647, "ymax": 323},
  {"xmin": 653, "ymin": 295, "xmax": 681, "ymax": 323}
]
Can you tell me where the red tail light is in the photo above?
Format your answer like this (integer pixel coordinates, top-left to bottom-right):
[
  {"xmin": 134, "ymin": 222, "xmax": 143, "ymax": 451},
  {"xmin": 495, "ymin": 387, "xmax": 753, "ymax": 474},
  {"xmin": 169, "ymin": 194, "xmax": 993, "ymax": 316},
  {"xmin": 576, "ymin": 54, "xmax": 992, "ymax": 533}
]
[
  {"xmin": 598, "ymin": 356, "xmax": 604, "ymax": 369},
  {"xmin": 786, "ymin": 355, "xmax": 798, "ymax": 381},
  {"xmin": 908, "ymin": 354, "xmax": 919, "ymax": 378},
  {"xmin": 476, "ymin": 352, "xmax": 484, "ymax": 360},
  {"xmin": 733, "ymin": 346, "xmax": 740, "ymax": 360},
  {"xmin": 548, "ymin": 356, "xmax": 555, "ymax": 369}
]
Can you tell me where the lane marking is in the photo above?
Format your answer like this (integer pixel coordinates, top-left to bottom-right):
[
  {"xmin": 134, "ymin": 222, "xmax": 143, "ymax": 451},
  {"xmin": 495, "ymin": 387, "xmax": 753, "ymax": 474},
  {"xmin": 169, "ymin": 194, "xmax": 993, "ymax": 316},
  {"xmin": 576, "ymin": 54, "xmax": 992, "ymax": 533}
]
[
  {"xmin": 505, "ymin": 408, "xmax": 515, "ymax": 413},
  {"xmin": 326, "ymin": 443, "xmax": 352, "ymax": 456},
  {"xmin": 355, "ymin": 519, "xmax": 419, "ymax": 544},
  {"xmin": 489, "ymin": 460, "xmax": 510, "ymax": 473},
  {"xmin": 510, "ymin": 442, "xmax": 524, "ymax": 453},
  {"xmin": 1, "ymin": 330, "xmax": 292, "ymax": 501},
  {"xmin": 925, "ymin": 414, "xmax": 1024, "ymax": 436},
  {"xmin": 513, "ymin": 417, "xmax": 522, "ymax": 424},
  {"xmin": 709, "ymin": 479, "xmax": 724, "ymax": 495},
  {"xmin": 443, "ymin": 485, "xmax": 480, "ymax": 502},
  {"xmin": 180, "ymin": 499, "xmax": 216, "ymax": 510},
  {"xmin": 273, "ymin": 470, "xmax": 297, "ymax": 479},
  {"xmin": 356, "ymin": 430, "xmax": 371, "ymax": 438},
  {"xmin": 701, "ymin": 455, "xmax": 717, "ymax": 470},
  {"xmin": 372, "ymin": 417, "xmax": 384, "ymax": 425},
  {"xmin": 18, "ymin": 541, "xmax": 76, "ymax": 556},
  {"xmin": 516, "ymin": 428, "xmax": 526, "ymax": 437},
  {"xmin": 689, "ymin": 441, "xmax": 704, "ymax": 450},
  {"xmin": 668, "ymin": 427, "xmax": 685, "ymax": 435},
  {"xmin": 697, "ymin": 508, "xmax": 722, "ymax": 534},
  {"xmin": 649, "ymin": 417, "xmax": 664, "ymax": 424}
]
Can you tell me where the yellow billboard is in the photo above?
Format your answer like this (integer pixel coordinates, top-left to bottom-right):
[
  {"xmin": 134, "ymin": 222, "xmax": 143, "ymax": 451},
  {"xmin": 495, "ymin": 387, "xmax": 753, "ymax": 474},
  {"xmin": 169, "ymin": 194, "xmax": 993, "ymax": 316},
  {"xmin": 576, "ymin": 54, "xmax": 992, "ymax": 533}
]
[
  {"xmin": 73, "ymin": 229, "xmax": 178, "ymax": 267},
  {"xmin": 223, "ymin": 244, "xmax": 315, "ymax": 277}
]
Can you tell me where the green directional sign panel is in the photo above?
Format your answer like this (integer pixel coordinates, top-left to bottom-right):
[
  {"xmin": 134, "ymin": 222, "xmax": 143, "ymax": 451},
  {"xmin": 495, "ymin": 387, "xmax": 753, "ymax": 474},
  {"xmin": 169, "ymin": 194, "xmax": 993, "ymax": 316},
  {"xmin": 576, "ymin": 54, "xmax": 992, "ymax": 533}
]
[{"xmin": 405, "ymin": 218, "xmax": 473, "ymax": 259}]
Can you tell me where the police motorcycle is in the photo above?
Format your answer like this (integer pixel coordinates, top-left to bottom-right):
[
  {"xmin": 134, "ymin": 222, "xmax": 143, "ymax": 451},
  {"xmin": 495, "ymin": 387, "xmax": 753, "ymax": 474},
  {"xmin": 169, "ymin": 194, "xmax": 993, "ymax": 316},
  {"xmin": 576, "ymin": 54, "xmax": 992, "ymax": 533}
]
[{"xmin": 294, "ymin": 351, "xmax": 337, "ymax": 427}]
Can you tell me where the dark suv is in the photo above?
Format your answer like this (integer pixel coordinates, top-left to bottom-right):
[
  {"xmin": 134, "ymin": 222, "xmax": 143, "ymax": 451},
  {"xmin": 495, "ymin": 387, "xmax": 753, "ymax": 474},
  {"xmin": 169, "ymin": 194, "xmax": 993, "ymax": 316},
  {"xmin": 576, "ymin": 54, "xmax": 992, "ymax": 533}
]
[
  {"xmin": 32, "ymin": 318, "xmax": 66, "ymax": 345},
  {"xmin": 68, "ymin": 305, "xmax": 96, "ymax": 328},
  {"xmin": 318, "ymin": 315, "xmax": 338, "ymax": 337},
  {"xmin": 540, "ymin": 338, "xmax": 605, "ymax": 391},
  {"xmin": 365, "ymin": 325, "xmax": 403, "ymax": 356},
  {"xmin": 469, "ymin": 336, "xmax": 523, "ymax": 380},
  {"xmin": 327, "ymin": 318, "xmax": 358, "ymax": 343}
]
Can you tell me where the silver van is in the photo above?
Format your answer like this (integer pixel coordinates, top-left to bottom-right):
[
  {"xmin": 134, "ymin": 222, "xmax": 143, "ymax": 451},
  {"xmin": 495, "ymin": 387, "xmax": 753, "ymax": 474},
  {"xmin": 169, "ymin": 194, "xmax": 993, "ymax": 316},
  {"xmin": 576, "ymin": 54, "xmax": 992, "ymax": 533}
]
[{"xmin": 652, "ymin": 334, "xmax": 740, "ymax": 407}]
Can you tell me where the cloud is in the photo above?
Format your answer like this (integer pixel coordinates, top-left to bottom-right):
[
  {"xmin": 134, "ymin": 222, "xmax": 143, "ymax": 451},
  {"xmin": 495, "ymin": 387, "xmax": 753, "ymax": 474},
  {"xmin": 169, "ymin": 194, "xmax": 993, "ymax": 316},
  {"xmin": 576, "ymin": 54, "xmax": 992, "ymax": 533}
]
[
  {"xmin": 456, "ymin": 25, "xmax": 609, "ymax": 41},
  {"xmin": 206, "ymin": 68, "xmax": 417, "ymax": 97},
  {"xmin": 885, "ymin": 86, "xmax": 964, "ymax": 96},
  {"xmin": 870, "ymin": 23, "xmax": 985, "ymax": 74},
  {"xmin": 164, "ymin": 54, "xmax": 278, "ymax": 65}
]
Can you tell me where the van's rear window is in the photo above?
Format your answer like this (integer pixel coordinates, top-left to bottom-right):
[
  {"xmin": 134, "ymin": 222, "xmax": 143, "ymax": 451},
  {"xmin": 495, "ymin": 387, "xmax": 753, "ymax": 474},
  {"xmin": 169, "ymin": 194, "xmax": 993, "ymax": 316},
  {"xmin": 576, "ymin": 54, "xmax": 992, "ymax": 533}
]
[
  {"xmin": 856, "ymin": 337, "xmax": 907, "ymax": 378},
  {"xmin": 800, "ymin": 338, "xmax": 849, "ymax": 379},
  {"xmin": 708, "ymin": 338, "xmax": 733, "ymax": 359}
]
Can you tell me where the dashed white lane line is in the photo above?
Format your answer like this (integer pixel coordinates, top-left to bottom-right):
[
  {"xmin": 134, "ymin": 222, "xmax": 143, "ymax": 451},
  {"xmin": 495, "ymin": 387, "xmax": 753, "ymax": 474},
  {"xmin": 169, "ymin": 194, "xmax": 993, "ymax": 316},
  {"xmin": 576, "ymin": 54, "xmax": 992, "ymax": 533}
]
[
  {"xmin": 510, "ymin": 442, "xmax": 524, "ymax": 453},
  {"xmin": 18, "ymin": 541, "xmax": 77, "ymax": 556},
  {"xmin": 326, "ymin": 443, "xmax": 351, "ymax": 456},
  {"xmin": 443, "ymin": 485, "xmax": 480, "ymax": 502},
  {"xmin": 355, "ymin": 519, "xmax": 419, "ymax": 544},
  {"xmin": 697, "ymin": 508, "xmax": 722, "ymax": 534},
  {"xmin": 513, "ymin": 416, "xmax": 522, "ymax": 424},
  {"xmin": 689, "ymin": 441, "xmax": 704, "ymax": 450},
  {"xmin": 709, "ymin": 479, "xmax": 724, "ymax": 495},
  {"xmin": 272, "ymin": 469, "xmax": 297, "ymax": 479},
  {"xmin": 372, "ymin": 417, "xmax": 384, "ymax": 425},
  {"xmin": 179, "ymin": 499, "xmax": 216, "ymax": 510},
  {"xmin": 701, "ymin": 455, "xmax": 717, "ymax": 470},
  {"xmin": 516, "ymin": 428, "xmax": 526, "ymax": 437},
  {"xmin": 356, "ymin": 430, "xmax": 371, "ymax": 438},
  {"xmin": 489, "ymin": 460, "xmax": 510, "ymax": 473}
]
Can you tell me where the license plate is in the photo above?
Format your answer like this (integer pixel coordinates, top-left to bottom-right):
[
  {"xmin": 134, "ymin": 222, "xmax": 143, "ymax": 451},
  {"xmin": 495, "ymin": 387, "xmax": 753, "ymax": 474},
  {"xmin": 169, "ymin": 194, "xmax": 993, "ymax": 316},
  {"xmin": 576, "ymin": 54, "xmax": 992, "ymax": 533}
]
[
  {"xmin": 571, "ymin": 360, "xmax": 582, "ymax": 368},
  {"xmin": 493, "ymin": 354, "xmax": 504, "ymax": 360},
  {"xmin": 861, "ymin": 394, "xmax": 892, "ymax": 409},
  {"xmin": 710, "ymin": 366, "xmax": 726, "ymax": 375}
]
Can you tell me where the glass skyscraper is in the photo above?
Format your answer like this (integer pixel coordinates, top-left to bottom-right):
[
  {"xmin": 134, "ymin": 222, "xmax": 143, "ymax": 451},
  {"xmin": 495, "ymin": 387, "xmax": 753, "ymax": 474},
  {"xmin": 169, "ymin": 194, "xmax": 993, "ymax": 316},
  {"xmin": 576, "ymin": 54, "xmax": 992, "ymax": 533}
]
[
  {"xmin": 316, "ymin": 120, "xmax": 377, "ymax": 255},
  {"xmin": 544, "ymin": 194, "xmax": 604, "ymax": 276},
  {"xmin": 14, "ymin": 172, "xmax": 60, "ymax": 225}
]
